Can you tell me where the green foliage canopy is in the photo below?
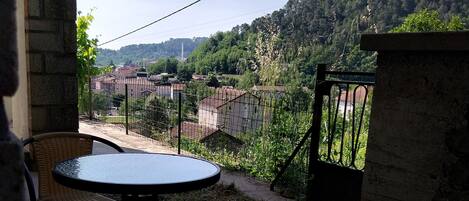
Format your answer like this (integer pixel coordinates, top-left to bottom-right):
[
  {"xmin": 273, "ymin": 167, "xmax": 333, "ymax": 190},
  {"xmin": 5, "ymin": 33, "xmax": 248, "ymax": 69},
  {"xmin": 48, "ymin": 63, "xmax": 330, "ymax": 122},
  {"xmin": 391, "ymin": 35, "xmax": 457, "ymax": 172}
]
[
  {"xmin": 77, "ymin": 12, "xmax": 98, "ymax": 97},
  {"xmin": 77, "ymin": 12, "xmax": 112, "ymax": 114},
  {"xmin": 182, "ymin": 82, "xmax": 214, "ymax": 114},
  {"xmin": 206, "ymin": 73, "xmax": 220, "ymax": 88},
  {"xmin": 184, "ymin": 0, "xmax": 469, "ymax": 89},
  {"xmin": 237, "ymin": 70, "xmax": 258, "ymax": 90},
  {"xmin": 391, "ymin": 9, "xmax": 465, "ymax": 32},
  {"xmin": 92, "ymin": 93, "xmax": 111, "ymax": 115},
  {"xmin": 96, "ymin": 38, "xmax": 207, "ymax": 66},
  {"xmin": 147, "ymin": 57, "xmax": 179, "ymax": 75},
  {"xmin": 176, "ymin": 64, "xmax": 194, "ymax": 82},
  {"xmin": 143, "ymin": 95, "xmax": 170, "ymax": 133},
  {"xmin": 76, "ymin": 12, "xmax": 111, "ymax": 112}
]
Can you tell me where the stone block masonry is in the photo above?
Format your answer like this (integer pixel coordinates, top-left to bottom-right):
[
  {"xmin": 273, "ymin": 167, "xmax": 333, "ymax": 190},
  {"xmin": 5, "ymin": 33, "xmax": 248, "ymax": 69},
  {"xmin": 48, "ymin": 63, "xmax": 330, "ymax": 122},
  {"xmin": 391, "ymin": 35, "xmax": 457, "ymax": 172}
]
[
  {"xmin": 0, "ymin": 1, "xmax": 25, "ymax": 200},
  {"xmin": 360, "ymin": 32, "xmax": 469, "ymax": 201},
  {"xmin": 26, "ymin": 0, "xmax": 78, "ymax": 134}
]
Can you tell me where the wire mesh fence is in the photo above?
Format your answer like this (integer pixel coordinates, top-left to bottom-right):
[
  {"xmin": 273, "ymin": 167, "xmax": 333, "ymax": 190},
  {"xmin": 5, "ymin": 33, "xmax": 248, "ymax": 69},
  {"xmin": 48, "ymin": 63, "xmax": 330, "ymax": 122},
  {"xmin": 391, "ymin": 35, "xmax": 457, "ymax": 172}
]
[{"xmin": 87, "ymin": 71, "xmax": 373, "ymax": 200}]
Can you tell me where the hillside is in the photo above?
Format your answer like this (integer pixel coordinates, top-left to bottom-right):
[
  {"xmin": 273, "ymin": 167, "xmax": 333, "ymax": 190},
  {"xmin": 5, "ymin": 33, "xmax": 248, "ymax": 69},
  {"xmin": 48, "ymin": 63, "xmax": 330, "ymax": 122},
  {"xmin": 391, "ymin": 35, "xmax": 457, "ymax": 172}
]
[
  {"xmin": 184, "ymin": 0, "xmax": 469, "ymax": 86},
  {"xmin": 96, "ymin": 37, "xmax": 207, "ymax": 66}
]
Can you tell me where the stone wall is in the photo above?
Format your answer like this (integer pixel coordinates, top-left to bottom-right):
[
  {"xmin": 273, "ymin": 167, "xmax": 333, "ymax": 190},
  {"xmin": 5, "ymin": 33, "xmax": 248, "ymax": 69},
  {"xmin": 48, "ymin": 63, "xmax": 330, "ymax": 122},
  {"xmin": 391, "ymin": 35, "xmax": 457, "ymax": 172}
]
[
  {"xmin": 0, "ymin": 135, "xmax": 24, "ymax": 201},
  {"xmin": 26, "ymin": 0, "xmax": 78, "ymax": 134},
  {"xmin": 0, "ymin": 0, "xmax": 18, "ymax": 97},
  {"xmin": 360, "ymin": 32, "xmax": 469, "ymax": 201},
  {"xmin": 0, "ymin": 0, "xmax": 25, "ymax": 200}
]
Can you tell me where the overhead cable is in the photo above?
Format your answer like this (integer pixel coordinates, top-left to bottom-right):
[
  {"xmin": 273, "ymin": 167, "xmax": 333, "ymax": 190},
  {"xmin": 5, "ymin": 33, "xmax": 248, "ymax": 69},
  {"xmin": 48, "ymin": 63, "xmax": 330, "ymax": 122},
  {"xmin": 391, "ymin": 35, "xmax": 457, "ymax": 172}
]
[{"xmin": 98, "ymin": 0, "xmax": 201, "ymax": 46}]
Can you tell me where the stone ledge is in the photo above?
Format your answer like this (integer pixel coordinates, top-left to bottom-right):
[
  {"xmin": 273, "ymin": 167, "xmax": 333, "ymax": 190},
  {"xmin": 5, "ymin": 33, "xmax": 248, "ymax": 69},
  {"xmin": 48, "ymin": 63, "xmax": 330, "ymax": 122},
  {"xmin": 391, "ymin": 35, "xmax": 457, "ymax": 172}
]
[{"xmin": 360, "ymin": 31, "xmax": 469, "ymax": 51}]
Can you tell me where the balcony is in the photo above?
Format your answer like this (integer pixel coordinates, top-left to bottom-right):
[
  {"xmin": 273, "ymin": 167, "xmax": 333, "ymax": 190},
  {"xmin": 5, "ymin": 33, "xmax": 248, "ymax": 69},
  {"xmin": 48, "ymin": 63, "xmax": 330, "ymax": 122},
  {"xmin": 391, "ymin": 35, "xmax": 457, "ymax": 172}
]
[{"xmin": 1, "ymin": 0, "xmax": 469, "ymax": 200}]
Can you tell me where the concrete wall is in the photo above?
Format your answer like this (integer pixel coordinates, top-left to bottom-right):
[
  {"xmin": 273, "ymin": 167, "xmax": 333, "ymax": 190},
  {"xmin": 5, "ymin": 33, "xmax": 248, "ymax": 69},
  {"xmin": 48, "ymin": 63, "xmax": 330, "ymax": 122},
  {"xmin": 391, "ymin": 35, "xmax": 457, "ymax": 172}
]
[
  {"xmin": 218, "ymin": 94, "xmax": 264, "ymax": 136},
  {"xmin": 3, "ymin": 98, "xmax": 13, "ymax": 126},
  {"xmin": 26, "ymin": 0, "xmax": 78, "ymax": 134},
  {"xmin": 198, "ymin": 107, "xmax": 218, "ymax": 129},
  {"xmin": 360, "ymin": 32, "xmax": 469, "ymax": 201},
  {"xmin": 12, "ymin": 0, "xmax": 31, "ymax": 140}
]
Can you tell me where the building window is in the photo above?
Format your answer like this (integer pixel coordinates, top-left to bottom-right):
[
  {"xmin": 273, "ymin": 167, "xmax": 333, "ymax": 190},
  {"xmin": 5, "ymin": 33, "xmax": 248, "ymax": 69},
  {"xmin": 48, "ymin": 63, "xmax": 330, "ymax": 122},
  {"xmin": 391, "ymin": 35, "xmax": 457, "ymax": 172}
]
[{"xmin": 254, "ymin": 106, "xmax": 257, "ymax": 113}]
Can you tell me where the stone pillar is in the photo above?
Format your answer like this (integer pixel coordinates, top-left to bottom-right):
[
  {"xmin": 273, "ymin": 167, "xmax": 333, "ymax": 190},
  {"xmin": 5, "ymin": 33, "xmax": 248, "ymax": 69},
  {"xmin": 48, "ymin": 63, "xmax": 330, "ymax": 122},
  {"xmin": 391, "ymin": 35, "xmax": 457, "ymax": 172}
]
[
  {"xmin": 0, "ymin": 0, "xmax": 25, "ymax": 200},
  {"xmin": 0, "ymin": 133, "xmax": 24, "ymax": 201},
  {"xmin": 360, "ymin": 32, "xmax": 469, "ymax": 201},
  {"xmin": 26, "ymin": 0, "xmax": 78, "ymax": 134}
]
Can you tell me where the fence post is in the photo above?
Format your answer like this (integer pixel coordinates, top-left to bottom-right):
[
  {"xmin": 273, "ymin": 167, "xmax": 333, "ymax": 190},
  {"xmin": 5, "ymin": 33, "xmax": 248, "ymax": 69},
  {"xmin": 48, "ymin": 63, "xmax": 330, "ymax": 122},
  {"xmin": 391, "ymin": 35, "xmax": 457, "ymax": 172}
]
[
  {"xmin": 88, "ymin": 75, "xmax": 93, "ymax": 120},
  {"xmin": 177, "ymin": 92, "xmax": 182, "ymax": 154},
  {"xmin": 306, "ymin": 64, "xmax": 326, "ymax": 201},
  {"xmin": 125, "ymin": 84, "xmax": 129, "ymax": 135}
]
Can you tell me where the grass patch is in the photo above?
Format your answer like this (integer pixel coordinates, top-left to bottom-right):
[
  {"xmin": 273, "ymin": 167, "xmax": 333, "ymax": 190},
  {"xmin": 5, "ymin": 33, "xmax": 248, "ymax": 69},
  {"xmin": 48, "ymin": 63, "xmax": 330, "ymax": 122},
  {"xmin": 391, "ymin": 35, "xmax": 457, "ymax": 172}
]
[{"xmin": 98, "ymin": 115, "xmax": 137, "ymax": 124}]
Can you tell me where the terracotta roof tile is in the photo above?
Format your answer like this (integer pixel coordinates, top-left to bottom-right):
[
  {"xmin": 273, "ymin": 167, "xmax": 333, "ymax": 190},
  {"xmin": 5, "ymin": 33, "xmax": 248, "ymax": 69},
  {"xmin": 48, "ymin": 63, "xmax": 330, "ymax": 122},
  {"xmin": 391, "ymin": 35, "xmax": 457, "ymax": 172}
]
[
  {"xmin": 199, "ymin": 88, "xmax": 246, "ymax": 109},
  {"xmin": 251, "ymin": 85, "xmax": 286, "ymax": 92},
  {"xmin": 172, "ymin": 83, "xmax": 186, "ymax": 91},
  {"xmin": 339, "ymin": 86, "xmax": 373, "ymax": 103},
  {"xmin": 171, "ymin": 121, "xmax": 218, "ymax": 141}
]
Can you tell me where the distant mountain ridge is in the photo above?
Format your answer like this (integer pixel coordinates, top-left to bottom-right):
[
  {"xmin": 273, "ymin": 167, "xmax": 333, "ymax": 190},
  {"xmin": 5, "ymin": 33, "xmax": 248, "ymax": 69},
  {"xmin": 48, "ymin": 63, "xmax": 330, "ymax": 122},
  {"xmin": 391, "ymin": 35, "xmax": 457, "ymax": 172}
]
[{"xmin": 96, "ymin": 37, "xmax": 207, "ymax": 66}]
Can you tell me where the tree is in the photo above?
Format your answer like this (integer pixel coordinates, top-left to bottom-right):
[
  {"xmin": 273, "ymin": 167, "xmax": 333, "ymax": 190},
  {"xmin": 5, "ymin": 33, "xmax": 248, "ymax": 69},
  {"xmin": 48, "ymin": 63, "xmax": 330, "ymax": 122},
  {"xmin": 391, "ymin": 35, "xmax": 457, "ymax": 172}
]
[
  {"xmin": 391, "ymin": 9, "xmax": 465, "ymax": 33},
  {"xmin": 237, "ymin": 69, "xmax": 258, "ymax": 89},
  {"xmin": 118, "ymin": 97, "xmax": 145, "ymax": 116},
  {"xmin": 77, "ymin": 12, "xmax": 99, "ymax": 114},
  {"xmin": 183, "ymin": 82, "xmax": 214, "ymax": 114},
  {"xmin": 111, "ymin": 94, "xmax": 125, "ymax": 107},
  {"xmin": 142, "ymin": 94, "xmax": 170, "ymax": 134},
  {"xmin": 124, "ymin": 59, "xmax": 133, "ymax": 66},
  {"xmin": 95, "ymin": 38, "xmax": 207, "ymax": 66},
  {"xmin": 206, "ymin": 73, "xmax": 220, "ymax": 88},
  {"xmin": 176, "ymin": 64, "xmax": 194, "ymax": 82},
  {"xmin": 183, "ymin": 0, "xmax": 469, "ymax": 89},
  {"xmin": 77, "ymin": 11, "xmax": 113, "ymax": 115},
  {"xmin": 92, "ymin": 92, "xmax": 111, "ymax": 115},
  {"xmin": 222, "ymin": 77, "xmax": 238, "ymax": 87},
  {"xmin": 148, "ymin": 57, "xmax": 179, "ymax": 75}
]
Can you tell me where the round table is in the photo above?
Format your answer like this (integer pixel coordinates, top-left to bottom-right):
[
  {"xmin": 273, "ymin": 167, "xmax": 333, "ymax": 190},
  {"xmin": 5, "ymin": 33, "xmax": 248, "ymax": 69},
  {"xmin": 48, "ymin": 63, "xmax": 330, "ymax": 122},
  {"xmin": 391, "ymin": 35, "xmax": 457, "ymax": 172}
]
[{"xmin": 52, "ymin": 153, "xmax": 220, "ymax": 200}]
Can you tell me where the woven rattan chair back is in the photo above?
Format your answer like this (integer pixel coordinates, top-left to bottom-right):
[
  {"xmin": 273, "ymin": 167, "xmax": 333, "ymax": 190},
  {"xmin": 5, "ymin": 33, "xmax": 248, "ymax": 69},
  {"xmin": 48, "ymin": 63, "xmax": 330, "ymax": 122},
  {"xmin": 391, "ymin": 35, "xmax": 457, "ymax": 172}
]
[{"xmin": 24, "ymin": 132, "xmax": 124, "ymax": 201}]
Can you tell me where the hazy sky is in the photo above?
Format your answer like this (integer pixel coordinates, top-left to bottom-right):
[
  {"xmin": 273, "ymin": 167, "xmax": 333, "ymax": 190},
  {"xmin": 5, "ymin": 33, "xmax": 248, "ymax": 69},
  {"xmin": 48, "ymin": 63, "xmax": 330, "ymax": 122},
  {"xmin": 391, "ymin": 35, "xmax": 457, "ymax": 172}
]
[{"xmin": 77, "ymin": 0, "xmax": 288, "ymax": 50}]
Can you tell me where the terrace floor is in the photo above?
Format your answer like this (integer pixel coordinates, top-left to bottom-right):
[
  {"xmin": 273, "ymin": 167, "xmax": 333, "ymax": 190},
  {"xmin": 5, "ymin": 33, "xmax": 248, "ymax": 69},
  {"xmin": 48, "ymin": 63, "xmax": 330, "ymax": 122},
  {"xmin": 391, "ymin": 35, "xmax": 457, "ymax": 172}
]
[{"xmin": 77, "ymin": 119, "xmax": 292, "ymax": 201}]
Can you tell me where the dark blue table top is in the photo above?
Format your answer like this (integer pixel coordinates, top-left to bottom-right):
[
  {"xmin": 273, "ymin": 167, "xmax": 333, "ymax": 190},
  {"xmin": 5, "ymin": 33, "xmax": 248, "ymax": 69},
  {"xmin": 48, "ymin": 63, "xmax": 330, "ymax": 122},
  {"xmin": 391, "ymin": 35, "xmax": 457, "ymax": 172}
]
[{"xmin": 52, "ymin": 153, "xmax": 221, "ymax": 194}]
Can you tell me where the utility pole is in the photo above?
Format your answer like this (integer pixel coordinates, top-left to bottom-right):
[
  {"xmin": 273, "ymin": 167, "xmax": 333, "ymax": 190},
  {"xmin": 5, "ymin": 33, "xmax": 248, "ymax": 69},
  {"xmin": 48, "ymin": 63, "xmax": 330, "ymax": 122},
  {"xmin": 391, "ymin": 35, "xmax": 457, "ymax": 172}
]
[{"xmin": 181, "ymin": 42, "xmax": 184, "ymax": 60}]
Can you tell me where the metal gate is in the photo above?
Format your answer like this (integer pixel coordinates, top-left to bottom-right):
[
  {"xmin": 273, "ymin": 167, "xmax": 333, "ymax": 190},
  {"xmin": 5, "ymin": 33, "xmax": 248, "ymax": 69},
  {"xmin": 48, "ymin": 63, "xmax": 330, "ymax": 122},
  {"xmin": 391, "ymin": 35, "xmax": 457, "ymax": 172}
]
[{"xmin": 271, "ymin": 64, "xmax": 375, "ymax": 201}]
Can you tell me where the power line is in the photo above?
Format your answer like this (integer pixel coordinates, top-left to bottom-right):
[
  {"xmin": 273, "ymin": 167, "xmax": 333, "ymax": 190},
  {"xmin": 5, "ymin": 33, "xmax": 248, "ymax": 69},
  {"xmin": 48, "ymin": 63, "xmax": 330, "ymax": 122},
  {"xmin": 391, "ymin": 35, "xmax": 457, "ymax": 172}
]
[
  {"xmin": 120, "ymin": 7, "xmax": 278, "ymax": 42},
  {"xmin": 98, "ymin": 0, "xmax": 201, "ymax": 46}
]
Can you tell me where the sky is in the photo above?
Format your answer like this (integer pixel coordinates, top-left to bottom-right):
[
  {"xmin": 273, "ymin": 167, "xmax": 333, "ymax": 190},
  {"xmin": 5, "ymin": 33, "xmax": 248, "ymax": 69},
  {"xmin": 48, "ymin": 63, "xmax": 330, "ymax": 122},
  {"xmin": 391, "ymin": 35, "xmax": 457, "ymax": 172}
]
[{"xmin": 77, "ymin": 0, "xmax": 288, "ymax": 50}]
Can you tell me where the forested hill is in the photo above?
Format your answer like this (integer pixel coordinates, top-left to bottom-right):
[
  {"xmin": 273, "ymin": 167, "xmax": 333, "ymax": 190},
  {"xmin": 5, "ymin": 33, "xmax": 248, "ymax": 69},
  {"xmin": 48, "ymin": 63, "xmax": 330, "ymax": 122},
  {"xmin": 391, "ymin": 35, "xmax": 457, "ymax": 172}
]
[
  {"xmin": 184, "ymin": 0, "xmax": 468, "ymax": 86},
  {"xmin": 96, "ymin": 37, "xmax": 207, "ymax": 66}
]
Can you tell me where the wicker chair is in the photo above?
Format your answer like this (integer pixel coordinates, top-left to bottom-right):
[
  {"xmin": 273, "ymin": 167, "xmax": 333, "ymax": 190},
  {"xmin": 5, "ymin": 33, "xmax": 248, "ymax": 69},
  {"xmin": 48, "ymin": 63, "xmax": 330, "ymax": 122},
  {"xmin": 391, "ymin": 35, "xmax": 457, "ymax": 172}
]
[{"xmin": 23, "ymin": 132, "xmax": 125, "ymax": 201}]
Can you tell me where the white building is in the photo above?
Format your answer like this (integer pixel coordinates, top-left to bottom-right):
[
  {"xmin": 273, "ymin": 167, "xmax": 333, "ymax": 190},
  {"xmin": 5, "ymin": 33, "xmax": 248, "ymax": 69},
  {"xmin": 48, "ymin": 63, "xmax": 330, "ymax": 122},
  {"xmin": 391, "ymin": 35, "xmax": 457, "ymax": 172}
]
[
  {"xmin": 198, "ymin": 88, "xmax": 264, "ymax": 136},
  {"xmin": 170, "ymin": 84, "xmax": 186, "ymax": 101},
  {"xmin": 337, "ymin": 86, "xmax": 372, "ymax": 115}
]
